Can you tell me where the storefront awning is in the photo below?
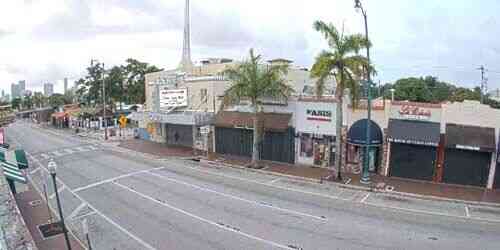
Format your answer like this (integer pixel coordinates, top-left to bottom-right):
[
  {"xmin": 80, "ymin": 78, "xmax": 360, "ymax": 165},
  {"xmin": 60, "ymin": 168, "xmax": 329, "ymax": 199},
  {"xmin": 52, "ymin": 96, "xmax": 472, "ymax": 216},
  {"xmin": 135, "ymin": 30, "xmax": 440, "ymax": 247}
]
[
  {"xmin": 0, "ymin": 149, "xmax": 27, "ymax": 183},
  {"xmin": 388, "ymin": 119, "xmax": 440, "ymax": 146},
  {"xmin": 347, "ymin": 119, "xmax": 383, "ymax": 146},
  {"xmin": 215, "ymin": 111, "xmax": 291, "ymax": 132},
  {"xmin": 445, "ymin": 124, "xmax": 495, "ymax": 152}
]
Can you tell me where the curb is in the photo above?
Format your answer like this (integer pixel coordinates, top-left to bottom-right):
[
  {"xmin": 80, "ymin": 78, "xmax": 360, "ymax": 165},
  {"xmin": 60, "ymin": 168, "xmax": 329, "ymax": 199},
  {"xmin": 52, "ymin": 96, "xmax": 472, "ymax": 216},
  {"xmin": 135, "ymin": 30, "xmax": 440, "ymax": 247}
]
[{"xmin": 200, "ymin": 159, "xmax": 500, "ymax": 208}]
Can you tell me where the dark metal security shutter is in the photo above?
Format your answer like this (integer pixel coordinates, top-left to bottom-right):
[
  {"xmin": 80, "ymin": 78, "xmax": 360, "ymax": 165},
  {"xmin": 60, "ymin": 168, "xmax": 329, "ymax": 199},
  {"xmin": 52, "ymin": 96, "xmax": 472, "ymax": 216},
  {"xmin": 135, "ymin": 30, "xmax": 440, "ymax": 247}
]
[
  {"xmin": 390, "ymin": 143, "xmax": 436, "ymax": 181},
  {"xmin": 443, "ymin": 149, "xmax": 491, "ymax": 187}
]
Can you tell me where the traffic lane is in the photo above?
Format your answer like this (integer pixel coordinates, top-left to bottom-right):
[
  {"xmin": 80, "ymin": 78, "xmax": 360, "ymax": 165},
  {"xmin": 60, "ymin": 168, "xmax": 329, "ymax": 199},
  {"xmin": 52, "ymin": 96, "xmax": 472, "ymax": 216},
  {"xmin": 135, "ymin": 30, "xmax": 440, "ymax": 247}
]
[
  {"xmin": 116, "ymin": 173, "xmax": 331, "ymax": 247},
  {"xmin": 78, "ymin": 183, "xmax": 280, "ymax": 250},
  {"xmin": 67, "ymin": 213, "xmax": 148, "ymax": 250},
  {"xmin": 6, "ymin": 123, "xmax": 83, "ymax": 153},
  {"xmin": 47, "ymin": 149, "xmax": 159, "ymax": 190},
  {"xmin": 135, "ymin": 170, "xmax": 500, "ymax": 250}
]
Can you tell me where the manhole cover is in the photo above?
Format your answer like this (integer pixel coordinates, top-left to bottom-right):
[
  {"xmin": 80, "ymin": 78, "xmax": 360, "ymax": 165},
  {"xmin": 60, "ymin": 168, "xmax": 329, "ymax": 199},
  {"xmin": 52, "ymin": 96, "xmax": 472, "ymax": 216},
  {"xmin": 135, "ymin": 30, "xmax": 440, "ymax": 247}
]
[
  {"xmin": 38, "ymin": 222, "xmax": 64, "ymax": 239},
  {"xmin": 29, "ymin": 200, "xmax": 42, "ymax": 207}
]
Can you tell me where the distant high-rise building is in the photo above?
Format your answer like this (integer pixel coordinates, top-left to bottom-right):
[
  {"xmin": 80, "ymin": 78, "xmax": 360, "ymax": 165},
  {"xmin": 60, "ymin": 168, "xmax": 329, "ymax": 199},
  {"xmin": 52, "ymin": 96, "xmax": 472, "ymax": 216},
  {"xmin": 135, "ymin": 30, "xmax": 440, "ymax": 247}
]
[
  {"xmin": 1, "ymin": 90, "xmax": 4, "ymax": 98},
  {"xmin": 179, "ymin": 0, "xmax": 193, "ymax": 70},
  {"xmin": 64, "ymin": 78, "xmax": 68, "ymax": 94},
  {"xmin": 44, "ymin": 83, "xmax": 54, "ymax": 96},
  {"xmin": 18, "ymin": 80, "xmax": 26, "ymax": 96},
  {"xmin": 11, "ymin": 83, "xmax": 19, "ymax": 99}
]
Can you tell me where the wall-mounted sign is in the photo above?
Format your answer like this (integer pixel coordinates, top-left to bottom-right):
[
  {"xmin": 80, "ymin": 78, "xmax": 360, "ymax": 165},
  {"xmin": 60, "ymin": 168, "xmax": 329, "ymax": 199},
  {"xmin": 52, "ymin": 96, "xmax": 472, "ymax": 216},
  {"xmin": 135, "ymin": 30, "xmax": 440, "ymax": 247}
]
[
  {"xmin": 159, "ymin": 88, "xmax": 188, "ymax": 108},
  {"xmin": 306, "ymin": 109, "xmax": 332, "ymax": 122},
  {"xmin": 398, "ymin": 105, "xmax": 431, "ymax": 120},
  {"xmin": 388, "ymin": 137, "xmax": 438, "ymax": 147}
]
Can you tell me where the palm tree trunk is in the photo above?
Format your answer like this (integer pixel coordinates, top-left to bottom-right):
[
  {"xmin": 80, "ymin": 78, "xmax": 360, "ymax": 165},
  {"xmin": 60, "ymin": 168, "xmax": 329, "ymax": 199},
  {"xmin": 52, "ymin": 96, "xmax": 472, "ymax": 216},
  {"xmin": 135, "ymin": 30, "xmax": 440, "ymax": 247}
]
[
  {"xmin": 335, "ymin": 95, "xmax": 343, "ymax": 180},
  {"xmin": 251, "ymin": 111, "xmax": 259, "ymax": 166}
]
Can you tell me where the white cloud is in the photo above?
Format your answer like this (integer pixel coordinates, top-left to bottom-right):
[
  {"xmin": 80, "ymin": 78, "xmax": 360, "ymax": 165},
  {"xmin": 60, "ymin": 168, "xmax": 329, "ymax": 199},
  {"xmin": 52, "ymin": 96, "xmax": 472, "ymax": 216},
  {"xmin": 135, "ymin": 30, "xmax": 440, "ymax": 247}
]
[{"xmin": 1, "ymin": 0, "xmax": 499, "ymax": 95}]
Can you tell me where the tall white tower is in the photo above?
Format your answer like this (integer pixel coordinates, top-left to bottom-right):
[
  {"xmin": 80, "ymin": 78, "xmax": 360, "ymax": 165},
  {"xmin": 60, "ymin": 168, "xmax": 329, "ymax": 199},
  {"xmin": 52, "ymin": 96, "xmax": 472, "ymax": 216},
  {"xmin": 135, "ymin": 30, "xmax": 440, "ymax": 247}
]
[{"xmin": 179, "ymin": 0, "xmax": 193, "ymax": 70}]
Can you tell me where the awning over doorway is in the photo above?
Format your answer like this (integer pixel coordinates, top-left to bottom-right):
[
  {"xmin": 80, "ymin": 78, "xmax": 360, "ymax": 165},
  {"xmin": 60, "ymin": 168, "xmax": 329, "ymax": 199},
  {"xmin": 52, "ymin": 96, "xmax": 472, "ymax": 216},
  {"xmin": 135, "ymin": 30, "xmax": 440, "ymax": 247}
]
[
  {"xmin": 387, "ymin": 119, "xmax": 440, "ymax": 146},
  {"xmin": 347, "ymin": 119, "xmax": 383, "ymax": 146},
  {"xmin": 445, "ymin": 123, "xmax": 495, "ymax": 152},
  {"xmin": 0, "ymin": 149, "xmax": 27, "ymax": 183},
  {"xmin": 215, "ymin": 111, "xmax": 291, "ymax": 132}
]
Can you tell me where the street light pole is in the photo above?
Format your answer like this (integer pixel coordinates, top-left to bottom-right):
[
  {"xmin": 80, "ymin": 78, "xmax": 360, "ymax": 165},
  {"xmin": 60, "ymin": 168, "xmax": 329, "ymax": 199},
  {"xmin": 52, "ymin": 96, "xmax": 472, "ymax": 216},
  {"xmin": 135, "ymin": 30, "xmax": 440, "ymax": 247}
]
[
  {"xmin": 48, "ymin": 160, "xmax": 72, "ymax": 250},
  {"xmin": 355, "ymin": 0, "xmax": 372, "ymax": 184},
  {"xmin": 102, "ymin": 62, "xmax": 108, "ymax": 140}
]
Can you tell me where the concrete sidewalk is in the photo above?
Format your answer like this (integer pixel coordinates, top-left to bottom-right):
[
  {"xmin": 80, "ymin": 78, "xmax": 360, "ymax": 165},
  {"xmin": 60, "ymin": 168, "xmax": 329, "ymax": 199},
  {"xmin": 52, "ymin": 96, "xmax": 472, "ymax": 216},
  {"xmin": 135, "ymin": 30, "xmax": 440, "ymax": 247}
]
[
  {"xmin": 118, "ymin": 139, "xmax": 194, "ymax": 158},
  {"xmin": 15, "ymin": 184, "xmax": 86, "ymax": 250},
  {"xmin": 215, "ymin": 155, "xmax": 500, "ymax": 205},
  {"xmin": 115, "ymin": 139, "xmax": 500, "ymax": 205}
]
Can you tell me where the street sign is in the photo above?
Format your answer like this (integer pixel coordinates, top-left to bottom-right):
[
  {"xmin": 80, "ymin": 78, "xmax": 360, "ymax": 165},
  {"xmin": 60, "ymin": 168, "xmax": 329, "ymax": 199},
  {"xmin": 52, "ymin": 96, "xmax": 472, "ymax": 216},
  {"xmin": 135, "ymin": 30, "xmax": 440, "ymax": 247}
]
[{"xmin": 119, "ymin": 115, "xmax": 128, "ymax": 128}]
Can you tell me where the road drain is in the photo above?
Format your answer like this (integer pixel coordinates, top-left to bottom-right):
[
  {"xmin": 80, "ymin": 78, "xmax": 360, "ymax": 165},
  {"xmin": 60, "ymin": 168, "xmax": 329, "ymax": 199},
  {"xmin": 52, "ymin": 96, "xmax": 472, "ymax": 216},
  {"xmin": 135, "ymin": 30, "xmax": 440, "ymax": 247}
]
[{"xmin": 287, "ymin": 245, "xmax": 304, "ymax": 250}]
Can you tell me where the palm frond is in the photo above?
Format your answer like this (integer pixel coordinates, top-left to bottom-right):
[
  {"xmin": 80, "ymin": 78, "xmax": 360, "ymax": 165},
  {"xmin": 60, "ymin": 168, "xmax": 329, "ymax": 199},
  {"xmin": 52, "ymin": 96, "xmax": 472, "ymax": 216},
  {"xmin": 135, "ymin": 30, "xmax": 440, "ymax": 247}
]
[{"xmin": 313, "ymin": 21, "xmax": 341, "ymax": 50}]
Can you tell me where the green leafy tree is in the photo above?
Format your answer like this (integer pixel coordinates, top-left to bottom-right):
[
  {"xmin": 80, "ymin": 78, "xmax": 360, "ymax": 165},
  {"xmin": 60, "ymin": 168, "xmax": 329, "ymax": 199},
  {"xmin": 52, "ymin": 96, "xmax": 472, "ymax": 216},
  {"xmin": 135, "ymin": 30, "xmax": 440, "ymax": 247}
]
[
  {"xmin": 105, "ymin": 65, "xmax": 126, "ymax": 110},
  {"xmin": 49, "ymin": 93, "xmax": 67, "ymax": 107},
  {"xmin": 311, "ymin": 21, "xmax": 371, "ymax": 180},
  {"xmin": 22, "ymin": 93, "xmax": 34, "ymax": 110},
  {"xmin": 33, "ymin": 91, "xmax": 46, "ymax": 108},
  {"xmin": 11, "ymin": 98, "xmax": 22, "ymax": 110},
  {"xmin": 123, "ymin": 58, "xmax": 161, "ymax": 104},
  {"xmin": 223, "ymin": 49, "xmax": 294, "ymax": 166}
]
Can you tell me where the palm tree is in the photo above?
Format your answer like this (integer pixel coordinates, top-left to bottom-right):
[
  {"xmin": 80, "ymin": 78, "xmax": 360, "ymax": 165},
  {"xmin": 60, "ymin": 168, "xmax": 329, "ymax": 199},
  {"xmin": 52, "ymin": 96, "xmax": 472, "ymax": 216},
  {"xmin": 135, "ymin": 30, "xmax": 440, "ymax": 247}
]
[
  {"xmin": 223, "ymin": 49, "xmax": 294, "ymax": 166},
  {"xmin": 311, "ymin": 21, "xmax": 372, "ymax": 180}
]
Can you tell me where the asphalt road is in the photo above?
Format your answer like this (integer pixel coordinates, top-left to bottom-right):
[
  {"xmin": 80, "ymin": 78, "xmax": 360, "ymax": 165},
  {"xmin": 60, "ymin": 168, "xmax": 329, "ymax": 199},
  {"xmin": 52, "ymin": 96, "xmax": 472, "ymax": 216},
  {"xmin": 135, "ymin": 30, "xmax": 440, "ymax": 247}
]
[{"xmin": 6, "ymin": 121, "xmax": 500, "ymax": 250}]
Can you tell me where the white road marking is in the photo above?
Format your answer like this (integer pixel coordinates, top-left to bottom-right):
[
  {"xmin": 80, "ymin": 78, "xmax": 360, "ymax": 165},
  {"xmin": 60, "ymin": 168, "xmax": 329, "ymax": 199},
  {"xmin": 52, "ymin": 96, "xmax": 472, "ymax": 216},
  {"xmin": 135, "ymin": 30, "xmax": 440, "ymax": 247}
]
[
  {"xmin": 175, "ymin": 165, "xmax": 350, "ymax": 201},
  {"xmin": 147, "ymin": 172, "xmax": 327, "ymax": 221},
  {"xmin": 30, "ymin": 167, "xmax": 41, "ymax": 175},
  {"xmin": 73, "ymin": 166, "xmax": 166, "ymax": 193},
  {"xmin": 465, "ymin": 205, "xmax": 470, "ymax": 217},
  {"xmin": 114, "ymin": 182, "xmax": 294, "ymax": 250},
  {"xmin": 41, "ymin": 153, "xmax": 51, "ymax": 159},
  {"xmin": 71, "ymin": 211, "xmax": 98, "ymax": 222},
  {"xmin": 64, "ymin": 148, "xmax": 74, "ymax": 154},
  {"xmin": 49, "ymin": 185, "xmax": 66, "ymax": 199},
  {"xmin": 26, "ymin": 151, "xmax": 157, "ymax": 250},
  {"xmin": 69, "ymin": 203, "xmax": 88, "ymax": 219},
  {"xmin": 52, "ymin": 150, "xmax": 64, "ymax": 157},
  {"xmin": 267, "ymin": 178, "xmax": 281, "ymax": 184},
  {"xmin": 360, "ymin": 193, "xmax": 371, "ymax": 203}
]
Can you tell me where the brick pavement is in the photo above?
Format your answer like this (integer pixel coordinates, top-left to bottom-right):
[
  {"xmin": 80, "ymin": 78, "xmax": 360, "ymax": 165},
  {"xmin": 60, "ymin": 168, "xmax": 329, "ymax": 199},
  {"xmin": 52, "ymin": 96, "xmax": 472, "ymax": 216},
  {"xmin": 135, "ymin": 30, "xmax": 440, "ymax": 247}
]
[{"xmin": 15, "ymin": 183, "xmax": 85, "ymax": 250}]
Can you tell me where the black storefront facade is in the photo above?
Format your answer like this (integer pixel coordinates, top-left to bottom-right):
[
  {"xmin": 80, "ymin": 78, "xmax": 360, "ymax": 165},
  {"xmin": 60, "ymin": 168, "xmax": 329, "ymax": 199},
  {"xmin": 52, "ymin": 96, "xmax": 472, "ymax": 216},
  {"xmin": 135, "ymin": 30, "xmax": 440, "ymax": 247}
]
[
  {"xmin": 387, "ymin": 119, "xmax": 441, "ymax": 181},
  {"xmin": 215, "ymin": 111, "xmax": 295, "ymax": 164},
  {"xmin": 443, "ymin": 124, "xmax": 496, "ymax": 187}
]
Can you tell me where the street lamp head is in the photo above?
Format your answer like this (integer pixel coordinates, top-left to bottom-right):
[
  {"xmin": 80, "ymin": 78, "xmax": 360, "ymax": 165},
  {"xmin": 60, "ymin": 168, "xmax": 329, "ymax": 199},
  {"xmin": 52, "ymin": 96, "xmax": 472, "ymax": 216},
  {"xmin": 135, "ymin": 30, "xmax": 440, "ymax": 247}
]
[
  {"xmin": 48, "ymin": 160, "xmax": 57, "ymax": 174},
  {"xmin": 354, "ymin": 0, "xmax": 362, "ymax": 9}
]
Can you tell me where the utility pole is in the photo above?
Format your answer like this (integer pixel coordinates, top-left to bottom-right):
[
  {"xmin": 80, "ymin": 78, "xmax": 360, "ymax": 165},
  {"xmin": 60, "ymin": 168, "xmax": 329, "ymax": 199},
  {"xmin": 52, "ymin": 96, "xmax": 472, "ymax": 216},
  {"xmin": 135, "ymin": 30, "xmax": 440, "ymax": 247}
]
[{"xmin": 477, "ymin": 65, "xmax": 488, "ymax": 104}]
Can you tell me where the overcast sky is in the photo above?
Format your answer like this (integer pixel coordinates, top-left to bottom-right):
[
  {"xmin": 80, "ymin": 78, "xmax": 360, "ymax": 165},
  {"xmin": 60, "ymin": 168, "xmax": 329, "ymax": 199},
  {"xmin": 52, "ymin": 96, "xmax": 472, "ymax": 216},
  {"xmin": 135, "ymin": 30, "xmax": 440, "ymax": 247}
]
[{"xmin": 1, "ymin": 0, "xmax": 499, "ymax": 95}]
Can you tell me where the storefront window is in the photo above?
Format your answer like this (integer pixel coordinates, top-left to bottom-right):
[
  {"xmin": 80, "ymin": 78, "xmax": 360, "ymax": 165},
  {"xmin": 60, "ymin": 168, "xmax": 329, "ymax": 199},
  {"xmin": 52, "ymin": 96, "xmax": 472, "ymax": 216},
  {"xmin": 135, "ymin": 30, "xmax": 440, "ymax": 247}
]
[{"xmin": 300, "ymin": 133, "xmax": 313, "ymax": 157}]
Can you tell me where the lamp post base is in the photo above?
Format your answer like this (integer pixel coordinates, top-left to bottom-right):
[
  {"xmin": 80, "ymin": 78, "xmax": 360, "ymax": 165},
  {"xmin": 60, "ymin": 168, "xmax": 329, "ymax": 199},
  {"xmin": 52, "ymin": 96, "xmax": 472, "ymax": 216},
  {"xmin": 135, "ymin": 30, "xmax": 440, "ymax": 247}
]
[{"xmin": 360, "ymin": 175, "xmax": 371, "ymax": 185}]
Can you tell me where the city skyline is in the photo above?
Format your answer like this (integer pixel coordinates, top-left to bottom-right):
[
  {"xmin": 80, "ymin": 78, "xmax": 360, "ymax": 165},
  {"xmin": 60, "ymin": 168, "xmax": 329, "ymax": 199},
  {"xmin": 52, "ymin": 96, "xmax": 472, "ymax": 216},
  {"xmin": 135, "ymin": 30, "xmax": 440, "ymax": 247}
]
[{"xmin": 1, "ymin": 0, "xmax": 500, "ymax": 95}]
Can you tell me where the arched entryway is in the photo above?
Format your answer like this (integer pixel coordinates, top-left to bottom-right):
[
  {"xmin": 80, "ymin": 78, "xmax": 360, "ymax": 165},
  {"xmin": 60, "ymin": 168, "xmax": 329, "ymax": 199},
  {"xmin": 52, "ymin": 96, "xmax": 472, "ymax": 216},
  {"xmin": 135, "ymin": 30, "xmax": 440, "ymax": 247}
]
[{"xmin": 346, "ymin": 119, "xmax": 383, "ymax": 173}]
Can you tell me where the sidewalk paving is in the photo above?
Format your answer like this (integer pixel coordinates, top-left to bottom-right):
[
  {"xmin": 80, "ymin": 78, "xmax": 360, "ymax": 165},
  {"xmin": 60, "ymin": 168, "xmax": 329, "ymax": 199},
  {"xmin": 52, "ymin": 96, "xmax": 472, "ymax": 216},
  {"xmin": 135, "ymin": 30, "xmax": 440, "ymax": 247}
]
[
  {"xmin": 15, "ymin": 184, "xmax": 85, "ymax": 250},
  {"xmin": 214, "ymin": 155, "xmax": 500, "ymax": 204},
  {"xmin": 118, "ymin": 139, "xmax": 194, "ymax": 158}
]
